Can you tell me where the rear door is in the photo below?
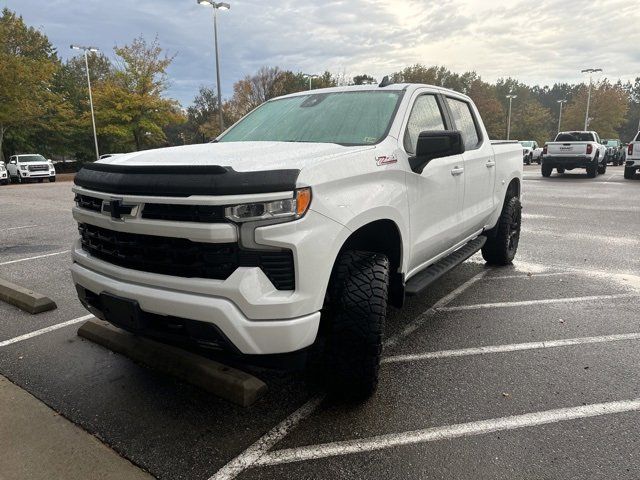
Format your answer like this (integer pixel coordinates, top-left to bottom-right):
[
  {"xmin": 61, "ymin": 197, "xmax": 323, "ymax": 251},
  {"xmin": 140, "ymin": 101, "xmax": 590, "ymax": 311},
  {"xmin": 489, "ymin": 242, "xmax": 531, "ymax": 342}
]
[
  {"xmin": 444, "ymin": 96, "xmax": 496, "ymax": 236},
  {"xmin": 402, "ymin": 90, "xmax": 466, "ymax": 273}
]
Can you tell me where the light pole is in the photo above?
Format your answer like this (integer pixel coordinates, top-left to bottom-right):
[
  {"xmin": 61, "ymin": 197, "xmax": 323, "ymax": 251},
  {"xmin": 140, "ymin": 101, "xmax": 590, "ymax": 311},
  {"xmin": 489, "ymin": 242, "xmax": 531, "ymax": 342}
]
[
  {"xmin": 71, "ymin": 45, "xmax": 100, "ymax": 160},
  {"xmin": 198, "ymin": 0, "xmax": 230, "ymax": 133},
  {"xmin": 581, "ymin": 68, "xmax": 602, "ymax": 130},
  {"xmin": 506, "ymin": 94, "xmax": 517, "ymax": 140},
  {"xmin": 557, "ymin": 99, "xmax": 567, "ymax": 133},
  {"xmin": 303, "ymin": 73, "xmax": 319, "ymax": 90}
]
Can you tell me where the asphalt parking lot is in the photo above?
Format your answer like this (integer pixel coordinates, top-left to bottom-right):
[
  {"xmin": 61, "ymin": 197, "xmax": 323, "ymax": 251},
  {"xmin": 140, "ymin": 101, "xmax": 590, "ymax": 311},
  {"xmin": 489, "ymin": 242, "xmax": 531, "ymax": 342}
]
[{"xmin": 1, "ymin": 164, "xmax": 639, "ymax": 480}]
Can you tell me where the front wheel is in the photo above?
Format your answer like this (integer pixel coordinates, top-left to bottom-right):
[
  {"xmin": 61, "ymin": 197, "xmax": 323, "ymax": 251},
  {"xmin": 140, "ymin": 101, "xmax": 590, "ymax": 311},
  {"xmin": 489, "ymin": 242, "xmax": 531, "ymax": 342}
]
[
  {"xmin": 324, "ymin": 250, "xmax": 389, "ymax": 398},
  {"xmin": 482, "ymin": 196, "xmax": 522, "ymax": 265},
  {"xmin": 49, "ymin": 177, "xmax": 56, "ymax": 183}
]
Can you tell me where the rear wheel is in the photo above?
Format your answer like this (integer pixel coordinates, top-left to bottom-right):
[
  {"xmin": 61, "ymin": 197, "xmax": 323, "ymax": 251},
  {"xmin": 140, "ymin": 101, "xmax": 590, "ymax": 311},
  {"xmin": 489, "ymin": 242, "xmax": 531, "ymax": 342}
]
[
  {"xmin": 557, "ymin": 168, "xmax": 565, "ymax": 174},
  {"xmin": 625, "ymin": 167, "xmax": 636, "ymax": 179},
  {"xmin": 324, "ymin": 250, "xmax": 390, "ymax": 398},
  {"xmin": 586, "ymin": 164, "xmax": 597, "ymax": 178},
  {"xmin": 598, "ymin": 163, "xmax": 607, "ymax": 175},
  {"xmin": 482, "ymin": 195, "xmax": 522, "ymax": 265},
  {"xmin": 541, "ymin": 164, "xmax": 553, "ymax": 177}
]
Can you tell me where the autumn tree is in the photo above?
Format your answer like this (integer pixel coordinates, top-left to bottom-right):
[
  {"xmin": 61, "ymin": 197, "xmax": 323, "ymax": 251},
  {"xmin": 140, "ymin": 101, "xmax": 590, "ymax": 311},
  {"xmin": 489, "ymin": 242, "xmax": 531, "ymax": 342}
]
[
  {"xmin": 0, "ymin": 8, "xmax": 59, "ymax": 159},
  {"xmin": 93, "ymin": 36, "xmax": 182, "ymax": 151}
]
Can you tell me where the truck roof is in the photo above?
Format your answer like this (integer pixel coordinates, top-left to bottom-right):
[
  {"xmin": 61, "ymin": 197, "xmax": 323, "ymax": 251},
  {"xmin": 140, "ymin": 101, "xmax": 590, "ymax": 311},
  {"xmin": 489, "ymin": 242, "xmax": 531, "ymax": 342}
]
[{"xmin": 275, "ymin": 83, "xmax": 471, "ymax": 101}]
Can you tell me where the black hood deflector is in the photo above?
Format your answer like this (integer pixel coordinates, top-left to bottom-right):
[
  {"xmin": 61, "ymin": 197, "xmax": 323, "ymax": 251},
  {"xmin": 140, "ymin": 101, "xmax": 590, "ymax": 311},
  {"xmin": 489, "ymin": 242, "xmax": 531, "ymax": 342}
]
[{"xmin": 74, "ymin": 163, "xmax": 300, "ymax": 197}]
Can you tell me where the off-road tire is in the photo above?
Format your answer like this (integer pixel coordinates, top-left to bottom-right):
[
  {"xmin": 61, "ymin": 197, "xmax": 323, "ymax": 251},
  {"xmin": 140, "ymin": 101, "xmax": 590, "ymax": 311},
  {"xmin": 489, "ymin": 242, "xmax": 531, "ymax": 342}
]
[
  {"xmin": 324, "ymin": 250, "xmax": 389, "ymax": 398},
  {"xmin": 482, "ymin": 196, "xmax": 522, "ymax": 265},
  {"xmin": 586, "ymin": 164, "xmax": 597, "ymax": 178},
  {"xmin": 625, "ymin": 167, "xmax": 636, "ymax": 180},
  {"xmin": 541, "ymin": 164, "xmax": 553, "ymax": 177}
]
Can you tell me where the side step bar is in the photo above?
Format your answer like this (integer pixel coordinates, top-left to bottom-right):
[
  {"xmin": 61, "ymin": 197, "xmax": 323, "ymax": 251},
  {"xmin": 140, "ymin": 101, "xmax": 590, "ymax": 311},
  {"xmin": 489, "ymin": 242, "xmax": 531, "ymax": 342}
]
[{"xmin": 405, "ymin": 236, "xmax": 487, "ymax": 296}]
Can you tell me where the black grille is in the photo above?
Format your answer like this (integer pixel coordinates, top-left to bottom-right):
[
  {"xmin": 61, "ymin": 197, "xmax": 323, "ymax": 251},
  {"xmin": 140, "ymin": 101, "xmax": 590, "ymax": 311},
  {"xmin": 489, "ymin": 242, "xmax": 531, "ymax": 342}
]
[
  {"xmin": 142, "ymin": 203, "xmax": 226, "ymax": 223},
  {"xmin": 75, "ymin": 194, "xmax": 103, "ymax": 212},
  {"xmin": 78, "ymin": 223, "xmax": 295, "ymax": 290},
  {"xmin": 29, "ymin": 164, "xmax": 49, "ymax": 172}
]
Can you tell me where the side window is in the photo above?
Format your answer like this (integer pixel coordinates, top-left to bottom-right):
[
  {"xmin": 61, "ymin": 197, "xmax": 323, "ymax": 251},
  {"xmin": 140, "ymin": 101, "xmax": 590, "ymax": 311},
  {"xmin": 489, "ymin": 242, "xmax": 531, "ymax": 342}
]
[
  {"xmin": 403, "ymin": 95, "xmax": 446, "ymax": 154},
  {"xmin": 446, "ymin": 98, "xmax": 480, "ymax": 149}
]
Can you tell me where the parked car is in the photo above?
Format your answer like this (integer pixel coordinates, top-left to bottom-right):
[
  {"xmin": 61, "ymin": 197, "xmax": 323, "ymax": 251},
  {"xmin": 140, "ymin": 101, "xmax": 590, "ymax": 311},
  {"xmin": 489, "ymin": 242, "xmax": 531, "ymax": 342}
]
[
  {"xmin": 602, "ymin": 139, "xmax": 623, "ymax": 165},
  {"xmin": 0, "ymin": 161, "xmax": 8, "ymax": 185},
  {"xmin": 520, "ymin": 141, "xmax": 542, "ymax": 164},
  {"xmin": 70, "ymin": 83, "xmax": 523, "ymax": 397},
  {"xmin": 625, "ymin": 132, "xmax": 640, "ymax": 179},
  {"xmin": 542, "ymin": 131, "xmax": 607, "ymax": 178},
  {"xmin": 6, "ymin": 154, "xmax": 56, "ymax": 183}
]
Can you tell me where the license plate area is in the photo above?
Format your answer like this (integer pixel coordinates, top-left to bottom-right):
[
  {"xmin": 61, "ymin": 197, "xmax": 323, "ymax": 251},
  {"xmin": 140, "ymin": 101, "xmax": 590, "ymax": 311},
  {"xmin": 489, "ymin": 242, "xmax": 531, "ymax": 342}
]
[{"xmin": 100, "ymin": 292, "xmax": 142, "ymax": 331}]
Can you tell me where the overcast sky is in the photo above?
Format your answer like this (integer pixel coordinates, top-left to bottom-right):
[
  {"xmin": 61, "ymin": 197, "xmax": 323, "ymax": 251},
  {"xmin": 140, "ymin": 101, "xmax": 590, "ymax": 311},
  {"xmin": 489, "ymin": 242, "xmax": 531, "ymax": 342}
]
[{"xmin": 4, "ymin": 0, "xmax": 638, "ymax": 106}]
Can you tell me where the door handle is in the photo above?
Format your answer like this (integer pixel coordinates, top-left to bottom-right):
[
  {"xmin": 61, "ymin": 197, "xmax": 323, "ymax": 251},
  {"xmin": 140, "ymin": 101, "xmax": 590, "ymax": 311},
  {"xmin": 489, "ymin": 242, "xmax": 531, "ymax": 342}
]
[
  {"xmin": 451, "ymin": 166, "xmax": 464, "ymax": 176},
  {"xmin": 486, "ymin": 161, "xmax": 496, "ymax": 168}
]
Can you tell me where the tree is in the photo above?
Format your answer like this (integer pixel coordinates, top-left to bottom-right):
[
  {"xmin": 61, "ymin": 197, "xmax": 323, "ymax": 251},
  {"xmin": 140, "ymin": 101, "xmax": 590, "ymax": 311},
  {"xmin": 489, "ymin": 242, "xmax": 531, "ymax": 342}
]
[
  {"xmin": 353, "ymin": 74, "xmax": 376, "ymax": 85},
  {"xmin": 93, "ymin": 36, "xmax": 182, "ymax": 151},
  {"xmin": 0, "ymin": 8, "xmax": 59, "ymax": 159}
]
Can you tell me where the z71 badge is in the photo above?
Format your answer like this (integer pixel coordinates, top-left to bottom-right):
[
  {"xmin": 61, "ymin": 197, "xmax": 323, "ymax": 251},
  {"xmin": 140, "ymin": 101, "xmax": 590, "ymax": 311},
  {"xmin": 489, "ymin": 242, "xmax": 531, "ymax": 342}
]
[{"xmin": 376, "ymin": 155, "xmax": 398, "ymax": 166}]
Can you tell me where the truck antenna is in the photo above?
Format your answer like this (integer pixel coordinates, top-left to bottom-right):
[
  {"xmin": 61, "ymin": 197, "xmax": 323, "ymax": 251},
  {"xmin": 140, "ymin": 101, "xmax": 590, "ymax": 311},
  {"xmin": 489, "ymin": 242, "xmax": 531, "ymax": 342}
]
[{"xmin": 379, "ymin": 76, "xmax": 392, "ymax": 88}]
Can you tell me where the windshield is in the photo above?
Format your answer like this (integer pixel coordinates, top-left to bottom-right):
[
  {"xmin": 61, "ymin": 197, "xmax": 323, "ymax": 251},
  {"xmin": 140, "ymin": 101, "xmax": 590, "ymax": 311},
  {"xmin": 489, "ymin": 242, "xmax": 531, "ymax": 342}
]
[
  {"xmin": 18, "ymin": 155, "xmax": 47, "ymax": 163},
  {"xmin": 603, "ymin": 140, "xmax": 619, "ymax": 147},
  {"xmin": 520, "ymin": 141, "xmax": 534, "ymax": 148},
  {"xmin": 218, "ymin": 91, "xmax": 403, "ymax": 146},
  {"xmin": 555, "ymin": 132, "xmax": 595, "ymax": 142}
]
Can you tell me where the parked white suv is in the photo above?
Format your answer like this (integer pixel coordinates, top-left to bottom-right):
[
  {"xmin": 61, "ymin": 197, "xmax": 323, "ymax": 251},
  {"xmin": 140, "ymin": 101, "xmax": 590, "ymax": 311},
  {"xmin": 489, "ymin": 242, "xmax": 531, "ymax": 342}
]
[
  {"xmin": 7, "ymin": 154, "xmax": 56, "ymax": 183},
  {"xmin": 542, "ymin": 131, "xmax": 607, "ymax": 178},
  {"xmin": 625, "ymin": 131, "xmax": 640, "ymax": 179},
  {"xmin": 0, "ymin": 161, "xmax": 8, "ymax": 185},
  {"xmin": 520, "ymin": 141, "xmax": 542, "ymax": 164},
  {"xmin": 71, "ymin": 83, "xmax": 523, "ymax": 396}
]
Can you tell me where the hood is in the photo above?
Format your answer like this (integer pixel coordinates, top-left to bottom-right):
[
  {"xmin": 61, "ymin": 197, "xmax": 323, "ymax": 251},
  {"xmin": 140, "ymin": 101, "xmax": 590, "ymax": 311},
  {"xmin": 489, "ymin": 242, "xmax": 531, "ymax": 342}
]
[{"xmin": 98, "ymin": 142, "xmax": 374, "ymax": 172}]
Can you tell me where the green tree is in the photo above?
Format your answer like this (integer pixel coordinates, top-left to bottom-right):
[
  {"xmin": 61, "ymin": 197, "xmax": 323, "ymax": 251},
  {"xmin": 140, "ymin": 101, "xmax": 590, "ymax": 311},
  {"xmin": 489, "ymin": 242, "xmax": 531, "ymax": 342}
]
[
  {"xmin": 0, "ymin": 8, "xmax": 59, "ymax": 159},
  {"xmin": 93, "ymin": 36, "xmax": 182, "ymax": 151}
]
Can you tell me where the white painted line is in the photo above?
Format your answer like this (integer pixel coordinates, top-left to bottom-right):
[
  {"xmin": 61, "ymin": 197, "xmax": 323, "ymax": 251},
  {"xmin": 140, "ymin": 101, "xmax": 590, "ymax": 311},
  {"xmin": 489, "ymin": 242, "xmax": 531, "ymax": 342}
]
[
  {"xmin": 208, "ymin": 269, "xmax": 489, "ymax": 479},
  {"xmin": 3, "ymin": 225, "xmax": 40, "ymax": 232},
  {"xmin": 0, "ymin": 314, "xmax": 93, "ymax": 348},
  {"xmin": 438, "ymin": 293, "xmax": 637, "ymax": 312},
  {"xmin": 384, "ymin": 269, "xmax": 490, "ymax": 349},
  {"xmin": 487, "ymin": 272, "xmax": 572, "ymax": 280},
  {"xmin": 208, "ymin": 395, "xmax": 325, "ymax": 480},
  {"xmin": 0, "ymin": 250, "xmax": 70, "ymax": 267},
  {"xmin": 256, "ymin": 399, "xmax": 640, "ymax": 466},
  {"xmin": 382, "ymin": 333, "xmax": 640, "ymax": 364}
]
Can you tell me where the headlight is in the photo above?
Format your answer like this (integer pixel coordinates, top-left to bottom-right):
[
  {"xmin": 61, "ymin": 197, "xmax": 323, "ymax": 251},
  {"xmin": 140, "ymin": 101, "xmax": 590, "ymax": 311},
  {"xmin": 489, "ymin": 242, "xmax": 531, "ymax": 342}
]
[
  {"xmin": 225, "ymin": 188, "xmax": 312, "ymax": 223},
  {"xmin": 20, "ymin": 165, "xmax": 27, "ymax": 171}
]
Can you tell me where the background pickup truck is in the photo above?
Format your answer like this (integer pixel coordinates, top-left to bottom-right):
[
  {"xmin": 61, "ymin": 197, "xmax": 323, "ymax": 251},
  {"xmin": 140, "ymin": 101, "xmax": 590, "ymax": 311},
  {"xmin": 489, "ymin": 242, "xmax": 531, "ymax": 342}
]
[
  {"xmin": 520, "ymin": 141, "xmax": 542, "ymax": 165},
  {"xmin": 542, "ymin": 131, "xmax": 607, "ymax": 178},
  {"xmin": 625, "ymin": 132, "xmax": 640, "ymax": 179},
  {"xmin": 71, "ymin": 82, "xmax": 523, "ymax": 397}
]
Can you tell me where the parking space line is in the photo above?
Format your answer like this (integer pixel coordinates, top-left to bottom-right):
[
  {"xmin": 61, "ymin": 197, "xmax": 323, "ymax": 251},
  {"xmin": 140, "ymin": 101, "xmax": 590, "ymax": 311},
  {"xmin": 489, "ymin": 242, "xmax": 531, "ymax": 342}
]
[
  {"xmin": 382, "ymin": 333, "xmax": 640, "ymax": 364},
  {"xmin": 0, "ymin": 314, "xmax": 93, "ymax": 348},
  {"xmin": 3, "ymin": 225, "xmax": 40, "ymax": 232},
  {"xmin": 208, "ymin": 269, "xmax": 489, "ymax": 480},
  {"xmin": 486, "ymin": 272, "xmax": 571, "ymax": 280},
  {"xmin": 438, "ymin": 293, "xmax": 637, "ymax": 312},
  {"xmin": 0, "ymin": 250, "xmax": 70, "ymax": 267},
  {"xmin": 255, "ymin": 399, "xmax": 640, "ymax": 467},
  {"xmin": 384, "ymin": 269, "xmax": 490, "ymax": 349}
]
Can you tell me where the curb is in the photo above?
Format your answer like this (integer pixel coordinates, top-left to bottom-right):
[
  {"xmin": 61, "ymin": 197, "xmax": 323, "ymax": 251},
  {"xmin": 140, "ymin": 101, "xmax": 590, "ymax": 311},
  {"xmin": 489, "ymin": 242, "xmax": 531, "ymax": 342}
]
[{"xmin": 77, "ymin": 320, "xmax": 268, "ymax": 407}]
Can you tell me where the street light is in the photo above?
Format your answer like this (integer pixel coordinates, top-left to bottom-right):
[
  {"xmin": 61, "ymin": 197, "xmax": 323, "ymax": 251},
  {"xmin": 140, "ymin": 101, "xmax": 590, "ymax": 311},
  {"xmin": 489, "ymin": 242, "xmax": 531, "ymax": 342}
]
[
  {"xmin": 303, "ymin": 73, "xmax": 319, "ymax": 90},
  {"xmin": 198, "ymin": 0, "xmax": 230, "ymax": 133},
  {"xmin": 581, "ymin": 68, "xmax": 602, "ymax": 130},
  {"xmin": 557, "ymin": 99, "xmax": 567, "ymax": 133},
  {"xmin": 71, "ymin": 44, "xmax": 100, "ymax": 160},
  {"xmin": 506, "ymin": 94, "xmax": 517, "ymax": 140}
]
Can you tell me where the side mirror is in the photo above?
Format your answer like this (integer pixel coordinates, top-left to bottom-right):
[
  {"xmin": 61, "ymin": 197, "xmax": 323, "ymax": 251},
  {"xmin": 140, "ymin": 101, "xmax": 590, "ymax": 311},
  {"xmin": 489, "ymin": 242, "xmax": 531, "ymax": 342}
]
[{"xmin": 409, "ymin": 130, "xmax": 465, "ymax": 174}]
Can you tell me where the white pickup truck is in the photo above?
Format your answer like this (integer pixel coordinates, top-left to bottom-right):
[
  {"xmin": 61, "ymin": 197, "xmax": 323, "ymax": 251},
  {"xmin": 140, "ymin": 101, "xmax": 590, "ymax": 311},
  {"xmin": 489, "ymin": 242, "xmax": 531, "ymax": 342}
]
[
  {"xmin": 7, "ymin": 154, "xmax": 56, "ymax": 183},
  {"xmin": 625, "ymin": 132, "xmax": 640, "ymax": 179},
  {"xmin": 71, "ymin": 83, "xmax": 523, "ymax": 397},
  {"xmin": 542, "ymin": 131, "xmax": 607, "ymax": 178}
]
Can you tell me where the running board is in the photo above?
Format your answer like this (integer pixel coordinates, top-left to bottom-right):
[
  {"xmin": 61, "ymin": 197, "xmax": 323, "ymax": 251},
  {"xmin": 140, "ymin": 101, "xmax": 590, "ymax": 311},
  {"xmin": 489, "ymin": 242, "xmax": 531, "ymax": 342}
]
[{"xmin": 405, "ymin": 236, "xmax": 487, "ymax": 296}]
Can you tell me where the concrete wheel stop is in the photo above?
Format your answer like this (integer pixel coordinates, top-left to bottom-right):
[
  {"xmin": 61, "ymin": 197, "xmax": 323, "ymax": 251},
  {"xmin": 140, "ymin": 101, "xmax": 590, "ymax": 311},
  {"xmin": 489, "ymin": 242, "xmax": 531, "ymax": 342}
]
[
  {"xmin": 0, "ymin": 277, "xmax": 57, "ymax": 314},
  {"xmin": 77, "ymin": 320, "xmax": 268, "ymax": 407}
]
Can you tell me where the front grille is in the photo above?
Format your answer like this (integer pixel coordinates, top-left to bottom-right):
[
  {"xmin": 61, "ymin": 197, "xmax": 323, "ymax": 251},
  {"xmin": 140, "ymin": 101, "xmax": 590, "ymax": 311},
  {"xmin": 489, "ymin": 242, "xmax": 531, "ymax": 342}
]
[
  {"xmin": 78, "ymin": 223, "xmax": 295, "ymax": 290},
  {"xmin": 75, "ymin": 194, "xmax": 103, "ymax": 212},
  {"xmin": 28, "ymin": 164, "xmax": 49, "ymax": 172},
  {"xmin": 142, "ymin": 203, "xmax": 226, "ymax": 223}
]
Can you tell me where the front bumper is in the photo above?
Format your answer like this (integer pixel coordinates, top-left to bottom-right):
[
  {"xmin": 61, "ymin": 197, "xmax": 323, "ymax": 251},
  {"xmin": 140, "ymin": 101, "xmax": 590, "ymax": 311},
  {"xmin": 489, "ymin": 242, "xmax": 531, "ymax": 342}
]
[
  {"xmin": 542, "ymin": 155, "xmax": 596, "ymax": 169},
  {"xmin": 71, "ymin": 260, "xmax": 320, "ymax": 355}
]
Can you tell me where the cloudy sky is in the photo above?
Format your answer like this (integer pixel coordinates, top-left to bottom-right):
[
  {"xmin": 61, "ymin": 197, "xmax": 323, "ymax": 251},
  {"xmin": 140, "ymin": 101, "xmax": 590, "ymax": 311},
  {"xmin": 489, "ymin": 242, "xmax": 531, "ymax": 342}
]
[{"xmin": 4, "ymin": 0, "xmax": 638, "ymax": 106}]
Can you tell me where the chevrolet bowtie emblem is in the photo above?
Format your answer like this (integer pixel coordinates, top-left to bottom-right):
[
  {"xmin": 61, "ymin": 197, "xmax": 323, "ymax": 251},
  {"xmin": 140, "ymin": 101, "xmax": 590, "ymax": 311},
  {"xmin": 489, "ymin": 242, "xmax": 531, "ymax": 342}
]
[{"xmin": 102, "ymin": 199, "xmax": 135, "ymax": 219}]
